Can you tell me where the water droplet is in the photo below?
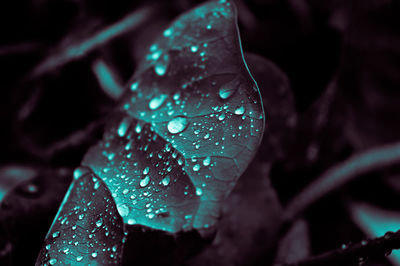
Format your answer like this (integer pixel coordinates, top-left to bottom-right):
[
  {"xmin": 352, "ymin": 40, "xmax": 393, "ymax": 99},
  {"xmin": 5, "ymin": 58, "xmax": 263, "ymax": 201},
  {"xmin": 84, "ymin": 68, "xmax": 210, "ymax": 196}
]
[
  {"xmin": 94, "ymin": 181, "xmax": 100, "ymax": 190},
  {"xmin": 155, "ymin": 63, "xmax": 167, "ymax": 76},
  {"xmin": 73, "ymin": 166, "xmax": 91, "ymax": 180},
  {"xmin": 219, "ymin": 86, "xmax": 236, "ymax": 99},
  {"xmin": 173, "ymin": 92, "xmax": 181, "ymax": 100},
  {"xmin": 46, "ymin": 244, "xmax": 51, "ymax": 250},
  {"xmin": 117, "ymin": 117, "xmax": 130, "ymax": 137},
  {"xmin": 49, "ymin": 258, "xmax": 57, "ymax": 265},
  {"xmin": 191, "ymin": 45, "xmax": 198, "ymax": 52},
  {"xmin": 163, "ymin": 28, "xmax": 173, "ymax": 37},
  {"xmin": 204, "ymin": 133, "xmax": 210, "ymax": 139},
  {"xmin": 151, "ymin": 50, "xmax": 162, "ymax": 60},
  {"xmin": 203, "ymin": 157, "xmax": 211, "ymax": 166},
  {"xmin": 196, "ymin": 187, "xmax": 203, "ymax": 196},
  {"xmin": 25, "ymin": 184, "xmax": 38, "ymax": 194},
  {"xmin": 234, "ymin": 106, "xmax": 245, "ymax": 115},
  {"xmin": 112, "ymin": 245, "xmax": 117, "ymax": 252},
  {"xmin": 162, "ymin": 176, "xmax": 170, "ymax": 186},
  {"xmin": 193, "ymin": 164, "xmax": 200, "ymax": 172},
  {"xmin": 218, "ymin": 113, "xmax": 226, "ymax": 121},
  {"xmin": 122, "ymin": 188, "xmax": 129, "ymax": 195},
  {"xmin": 130, "ymin": 81, "xmax": 139, "ymax": 91},
  {"xmin": 149, "ymin": 94, "xmax": 167, "ymax": 110},
  {"xmin": 143, "ymin": 167, "xmax": 150, "ymax": 175},
  {"xmin": 96, "ymin": 218, "xmax": 103, "ymax": 227},
  {"xmin": 107, "ymin": 153, "xmax": 115, "ymax": 161},
  {"xmin": 140, "ymin": 175, "xmax": 150, "ymax": 187},
  {"xmin": 135, "ymin": 123, "xmax": 142, "ymax": 133},
  {"xmin": 117, "ymin": 204, "xmax": 130, "ymax": 217},
  {"xmin": 52, "ymin": 231, "xmax": 60, "ymax": 238},
  {"xmin": 76, "ymin": 256, "xmax": 83, "ymax": 262},
  {"xmin": 92, "ymin": 252, "xmax": 98, "ymax": 258},
  {"xmin": 167, "ymin": 116, "xmax": 189, "ymax": 134},
  {"xmin": 206, "ymin": 24, "xmax": 212, "ymax": 30}
]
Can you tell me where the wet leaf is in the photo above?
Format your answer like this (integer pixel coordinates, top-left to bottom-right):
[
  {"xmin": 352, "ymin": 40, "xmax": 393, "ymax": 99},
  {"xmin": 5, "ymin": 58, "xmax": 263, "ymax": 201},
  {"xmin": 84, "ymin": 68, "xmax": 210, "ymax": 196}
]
[
  {"xmin": 82, "ymin": 0, "xmax": 264, "ymax": 234},
  {"xmin": 36, "ymin": 168, "xmax": 125, "ymax": 265}
]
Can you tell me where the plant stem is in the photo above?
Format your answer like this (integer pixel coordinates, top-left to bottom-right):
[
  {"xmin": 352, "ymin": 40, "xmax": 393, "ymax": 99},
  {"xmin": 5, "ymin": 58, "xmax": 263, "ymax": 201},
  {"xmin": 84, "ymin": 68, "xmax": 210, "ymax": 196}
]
[{"xmin": 281, "ymin": 230, "xmax": 400, "ymax": 266}]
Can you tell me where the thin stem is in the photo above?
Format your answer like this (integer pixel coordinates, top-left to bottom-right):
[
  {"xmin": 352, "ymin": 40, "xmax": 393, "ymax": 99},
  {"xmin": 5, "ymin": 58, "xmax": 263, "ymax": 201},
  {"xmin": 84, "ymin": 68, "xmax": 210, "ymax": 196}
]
[
  {"xmin": 281, "ymin": 230, "xmax": 400, "ymax": 266},
  {"xmin": 283, "ymin": 141, "xmax": 400, "ymax": 222}
]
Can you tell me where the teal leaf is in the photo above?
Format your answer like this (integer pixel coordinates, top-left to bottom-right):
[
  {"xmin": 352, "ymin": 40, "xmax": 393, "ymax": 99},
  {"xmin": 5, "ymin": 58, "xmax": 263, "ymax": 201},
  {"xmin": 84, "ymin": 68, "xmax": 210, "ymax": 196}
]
[
  {"xmin": 82, "ymin": 0, "xmax": 265, "ymax": 234},
  {"xmin": 36, "ymin": 168, "xmax": 125, "ymax": 265}
]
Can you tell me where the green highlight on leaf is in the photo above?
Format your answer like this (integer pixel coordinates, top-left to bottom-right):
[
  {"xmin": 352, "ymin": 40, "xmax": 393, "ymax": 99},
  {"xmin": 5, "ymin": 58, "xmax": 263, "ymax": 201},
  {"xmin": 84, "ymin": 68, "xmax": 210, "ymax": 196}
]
[{"xmin": 83, "ymin": 0, "xmax": 265, "ymax": 234}]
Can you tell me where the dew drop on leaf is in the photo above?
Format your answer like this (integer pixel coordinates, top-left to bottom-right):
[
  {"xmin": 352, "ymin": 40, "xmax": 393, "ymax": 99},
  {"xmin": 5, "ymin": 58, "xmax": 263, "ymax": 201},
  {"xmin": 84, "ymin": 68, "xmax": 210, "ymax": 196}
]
[
  {"xmin": 203, "ymin": 157, "xmax": 211, "ymax": 166},
  {"xmin": 135, "ymin": 123, "xmax": 142, "ymax": 133},
  {"xmin": 117, "ymin": 117, "xmax": 130, "ymax": 137},
  {"xmin": 143, "ymin": 166, "xmax": 150, "ymax": 175},
  {"xmin": 196, "ymin": 187, "xmax": 203, "ymax": 196},
  {"xmin": 148, "ymin": 94, "xmax": 168, "ymax": 110},
  {"xmin": 191, "ymin": 45, "xmax": 199, "ymax": 52},
  {"xmin": 234, "ymin": 106, "xmax": 245, "ymax": 115},
  {"xmin": 117, "ymin": 204, "xmax": 130, "ymax": 217},
  {"xmin": 162, "ymin": 176, "xmax": 170, "ymax": 186},
  {"xmin": 193, "ymin": 164, "xmax": 201, "ymax": 172},
  {"xmin": 167, "ymin": 116, "xmax": 189, "ymax": 134},
  {"xmin": 52, "ymin": 231, "xmax": 60, "ymax": 238},
  {"xmin": 140, "ymin": 175, "xmax": 150, "ymax": 187},
  {"xmin": 96, "ymin": 218, "xmax": 103, "ymax": 227},
  {"xmin": 219, "ymin": 86, "xmax": 236, "ymax": 99},
  {"xmin": 130, "ymin": 81, "xmax": 139, "ymax": 91}
]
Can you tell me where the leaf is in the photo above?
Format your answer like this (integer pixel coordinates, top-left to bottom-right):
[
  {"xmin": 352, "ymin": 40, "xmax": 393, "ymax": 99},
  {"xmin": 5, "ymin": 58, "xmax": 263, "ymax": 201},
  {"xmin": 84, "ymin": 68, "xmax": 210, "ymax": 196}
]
[
  {"xmin": 36, "ymin": 167, "xmax": 125, "ymax": 265},
  {"xmin": 82, "ymin": 0, "xmax": 265, "ymax": 234},
  {"xmin": 244, "ymin": 52, "xmax": 296, "ymax": 162},
  {"xmin": 274, "ymin": 219, "xmax": 310, "ymax": 264},
  {"xmin": 188, "ymin": 161, "xmax": 283, "ymax": 266}
]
